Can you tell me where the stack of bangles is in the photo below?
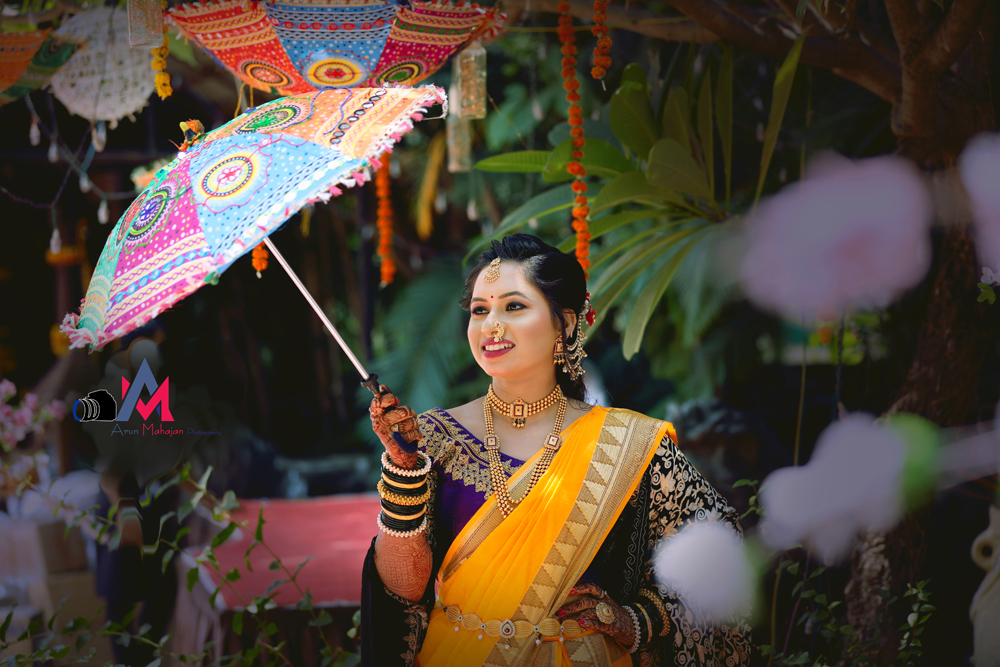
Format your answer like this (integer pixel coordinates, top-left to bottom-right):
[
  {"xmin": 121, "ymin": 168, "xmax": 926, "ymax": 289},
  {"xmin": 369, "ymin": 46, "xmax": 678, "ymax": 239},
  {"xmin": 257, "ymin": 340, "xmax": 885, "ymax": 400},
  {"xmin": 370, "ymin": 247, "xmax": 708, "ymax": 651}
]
[{"xmin": 377, "ymin": 451, "xmax": 432, "ymax": 538}]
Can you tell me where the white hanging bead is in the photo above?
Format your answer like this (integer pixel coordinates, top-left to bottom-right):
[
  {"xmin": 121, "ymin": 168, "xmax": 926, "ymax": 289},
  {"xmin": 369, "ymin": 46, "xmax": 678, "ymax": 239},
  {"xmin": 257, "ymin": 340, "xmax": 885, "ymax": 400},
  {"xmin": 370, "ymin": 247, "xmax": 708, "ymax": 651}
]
[
  {"xmin": 49, "ymin": 229, "xmax": 62, "ymax": 254},
  {"xmin": 79, "ymin": 173, "xmax": 91, "ymax": 193},
  {"xmin": 98, "ymin": 198, "xmax": 109, "ymax": 224},
  {"xmin": 47, "ymin": 139, "xmax": 58, "ymax": 164},
  {"xmin": 29, "ymin": 118, "xmax": 40, "ymax": 146}
]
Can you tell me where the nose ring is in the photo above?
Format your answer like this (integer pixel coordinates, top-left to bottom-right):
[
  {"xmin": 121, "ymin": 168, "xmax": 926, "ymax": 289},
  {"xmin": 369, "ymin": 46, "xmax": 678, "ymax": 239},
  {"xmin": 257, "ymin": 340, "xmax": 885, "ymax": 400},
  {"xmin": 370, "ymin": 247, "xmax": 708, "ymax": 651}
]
[{"xmin": 492, "ymin": 321, "xmax": 506, "ymax": 343}]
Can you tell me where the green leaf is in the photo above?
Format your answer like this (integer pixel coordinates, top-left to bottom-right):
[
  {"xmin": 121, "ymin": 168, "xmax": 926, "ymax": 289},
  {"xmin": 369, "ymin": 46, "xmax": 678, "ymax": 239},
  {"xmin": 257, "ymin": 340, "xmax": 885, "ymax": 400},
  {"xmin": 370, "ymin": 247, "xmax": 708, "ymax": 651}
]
[
  {"xmin": 716, "ymin": 44, "xmax": 734, "ymax": 207},
  {"xmin": 209, "ymin": 586, "xmax": 220, "ymax": 608},
  {"xmin": 232, "ymin": 610, "xmax": 244, "ymax": 635},
  {"xmin": 787, "ymin": 562, "xmax": 800, "ymax": 575},
  {"xmin": 264, "ymin": 622, "xmax": 278, "ymax": 636},
  {"xmin": 218, "ymin": 490, "xmax": 239, "ymax": 512},
  {"xmin": 754, "ymin": 31, "xmax": 807, "ymax": 208},
  {"xmin": 463, "ymin": 184, "xmax": 577, "ymax": 263},
  {"xmin": 293, "ymin": 556, "xmax": 315, "ymax": 579},
  {"xmin": 609, "ymin": 84, "xmax": 657, "ymax": 159},
  {"xmin": 978, "ymin": 282, "xmax": 996, "ymax": 304},
  {"xmin": 245, "ymin": 540, "xmax": 259, "ymax": 573},
  {"xmin": 661, "ymin": 87, "xmax": 691, "ymax": 153},
  {"xmin": 186, "ymin": 567, "xmax": 200, "ymax": 593},
  {"xmin": 557, "ymin": 209, "xmax": 668, "ymax": 252},
  {"xmin": 475, "ymin": 151, "xmax": 551, "ymax": 173},
  {"xmin": 211, "ymin": 522, "xmax": 238, "ymax": 549},
  {"xmin": 647, "ymin": 139, "xmax": 712, "ymax": 200},
  {"xmin": 592, "ymin": 171, "xmax": 685, "ymax": 214},
  {"xmin": 622, "ymin": 225, "xmax": 715, "ymax": 359},
  {"xmin": 255, "ymin": 507, "xmax": 266, "ymax": 541},
  {"xmin": 266, "ymin": 579, "xmax": 288, "ymax": 596},
  {"xmin": 161, "ymin": 549, "xmax": 175, "ymax": 575},
  {"xmin": 840, "ymin": 625, "xmax": 853, "ymax": 635},
  {"xmin": 697, "ymin": 64, "xmax": 714, "ymax": 197},
  {"xmin": 269, "ymin": 559, "xmax": 281, "ymax": 571},
  {"xmin": 542, "ymin": 138, "xmax": 634, "ymax": 182},
  {"xmin": 309, "ymin": 611, "xmax": 333, "ymax": 628},
  {"xmin": 907, "ymin": 612, "xmax": 918, "ymax": 627},
  {"xmin": 225, "ymin": 568, "xmax": 241, "ymax": 582},
  {"xmin": 145, "ymin": 658, "xmax": 162, "ymax": 667},
  {"xmin": 621, "ymin": 63, "xmax": 647, "ymax": 89},
  {"xmin": 0, "ymin": 611, "xmax": 11, "ymax": 643},
  {"xmin": 732, "ymin": 479, "xmax": 753, "ymax": 488}
]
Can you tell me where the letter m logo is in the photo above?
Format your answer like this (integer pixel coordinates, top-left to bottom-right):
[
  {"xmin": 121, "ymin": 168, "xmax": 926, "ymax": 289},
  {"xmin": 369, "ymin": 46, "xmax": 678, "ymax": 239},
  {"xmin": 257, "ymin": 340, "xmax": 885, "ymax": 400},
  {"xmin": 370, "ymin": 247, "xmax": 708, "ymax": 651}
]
[{"xmin": 117, "ymin": 359, "xmax": 174, "ymax": 421}]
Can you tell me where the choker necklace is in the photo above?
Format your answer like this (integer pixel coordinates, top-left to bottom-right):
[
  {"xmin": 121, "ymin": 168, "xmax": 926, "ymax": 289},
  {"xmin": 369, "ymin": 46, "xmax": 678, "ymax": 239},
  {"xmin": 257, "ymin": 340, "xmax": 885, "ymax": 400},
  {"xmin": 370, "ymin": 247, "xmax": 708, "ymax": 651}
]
[
  {"xmin": 483, "ymin": 386, "xmax": 567, "ymax": 518},
  {"xmin": 486, "ymin": 384, "xmax": 562, "ymax": 429}
]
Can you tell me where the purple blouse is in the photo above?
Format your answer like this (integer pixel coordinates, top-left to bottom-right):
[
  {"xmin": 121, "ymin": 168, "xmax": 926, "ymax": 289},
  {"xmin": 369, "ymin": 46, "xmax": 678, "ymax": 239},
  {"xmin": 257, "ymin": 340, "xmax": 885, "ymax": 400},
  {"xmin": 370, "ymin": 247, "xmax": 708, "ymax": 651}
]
[{"xmin": 418, "ymin": 408, "xmax": 608, "ymax": 586}]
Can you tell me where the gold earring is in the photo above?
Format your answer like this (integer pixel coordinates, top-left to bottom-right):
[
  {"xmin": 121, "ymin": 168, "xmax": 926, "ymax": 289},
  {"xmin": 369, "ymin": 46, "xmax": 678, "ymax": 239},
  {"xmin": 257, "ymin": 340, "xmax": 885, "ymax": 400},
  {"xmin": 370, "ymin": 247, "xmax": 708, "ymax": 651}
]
[
  {"xmin": 484, "ymin": 257, "xmax": 501, "ymax": 283},
  {"xmin": 492, "ymin": 321, "xmax": 506, "ymax": 343},
  {"xmin": 561, "ymin": 320, "xmax": 587, "ymax": 380},
  {"xmin": 553, "ymin": 337, "xmax": 565, "ymax": 365}
]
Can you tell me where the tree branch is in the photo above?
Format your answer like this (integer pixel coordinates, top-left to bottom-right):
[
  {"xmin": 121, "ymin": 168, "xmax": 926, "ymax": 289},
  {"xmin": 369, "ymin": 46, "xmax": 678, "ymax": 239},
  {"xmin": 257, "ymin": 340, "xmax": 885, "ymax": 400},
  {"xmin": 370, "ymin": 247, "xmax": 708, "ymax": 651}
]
[
  {"xmin": 505, "ymin": 0, "xmax": 718, "ymax": 43},
  {"xmin": 923, "ymin": 0, "xmax": 989, "ymax": 74},
  {"xmin": 665, "ymin": 0, "xmax": 902, "ymax": 102},
  {"xmin": 883, "ymin": 0, "xmax": 933, "ymax": 60}
]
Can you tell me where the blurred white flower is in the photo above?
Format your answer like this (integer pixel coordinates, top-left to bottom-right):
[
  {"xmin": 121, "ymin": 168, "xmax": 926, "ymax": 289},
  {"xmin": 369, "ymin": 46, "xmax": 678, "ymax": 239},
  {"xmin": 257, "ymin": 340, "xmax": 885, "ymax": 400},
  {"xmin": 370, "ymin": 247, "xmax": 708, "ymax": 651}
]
[
  {"xmin": 654, "ymin": 521, "xmax": 753, "ymax": 622},
  {"xmin": 959, "ymin": 133, "xmax": 1000, "ymax": 269},
  {"xmin": 741, "ymin": 153, "xmax": 932, "ymax": 321},
  {"xmin": 759, "ymin": 413, "xmax": 906, "ymax": 563},
  {"xmin": 981, "ymin": 266, "xmax": 999, "ymax": 286}
]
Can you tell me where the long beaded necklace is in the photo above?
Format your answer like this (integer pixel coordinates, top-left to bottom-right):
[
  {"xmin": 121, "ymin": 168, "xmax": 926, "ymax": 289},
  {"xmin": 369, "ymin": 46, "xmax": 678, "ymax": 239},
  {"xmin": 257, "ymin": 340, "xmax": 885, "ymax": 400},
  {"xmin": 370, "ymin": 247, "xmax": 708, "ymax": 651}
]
[
  {"xmin": 486, "ymin": 383, "xmax": 562, "ymax": 429},
  {"xmin": 483, "ymin": 385, "xmax": 567, "ymax": 518}
]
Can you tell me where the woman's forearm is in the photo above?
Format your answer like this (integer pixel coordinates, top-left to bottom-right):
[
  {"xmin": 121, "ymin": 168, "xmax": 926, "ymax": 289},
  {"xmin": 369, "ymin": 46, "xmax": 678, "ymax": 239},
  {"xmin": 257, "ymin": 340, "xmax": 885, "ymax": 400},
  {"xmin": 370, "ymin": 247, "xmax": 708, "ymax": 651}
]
[{"xmin": 374, "ymin": 532, "xmax": 433, "ymax": 602}]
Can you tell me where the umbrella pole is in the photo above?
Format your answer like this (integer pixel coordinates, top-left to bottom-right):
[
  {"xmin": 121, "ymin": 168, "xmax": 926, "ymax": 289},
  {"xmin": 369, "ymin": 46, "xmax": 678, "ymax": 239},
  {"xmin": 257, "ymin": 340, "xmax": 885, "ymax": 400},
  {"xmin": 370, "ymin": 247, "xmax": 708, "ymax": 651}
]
[{"xmin": 263, "ymin": 237, "xmax": 371, "ymax": 382}]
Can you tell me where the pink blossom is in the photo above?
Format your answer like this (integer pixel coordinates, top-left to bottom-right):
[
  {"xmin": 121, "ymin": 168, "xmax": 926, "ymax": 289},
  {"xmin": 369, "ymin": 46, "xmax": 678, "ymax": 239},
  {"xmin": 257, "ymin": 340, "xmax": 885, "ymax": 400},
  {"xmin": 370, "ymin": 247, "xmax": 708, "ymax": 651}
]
[
  {"xmin": 48, "ymin": 400, "xmax": 67, "ymax": 420},
  {"xmin": 959, "ymin": 133, "xmax": 1000, "ymax": 268},
  {"xmin": 759, "ymin": 413, "xmax": 906, "ymax": 563},
  {"xmin": 12, "ymin": 406, "xmax": 32, "ymax": 430},
  {"xmin": 0, "ymin": 379, "xmax": 15, "ymax": 402},
  {"xmin": 741, "ymin": 154, "xmax": 932, "ymax": 321},
  {"xmin": 23, "ymin": 393, "xmax": 39, "ymax": 411}
]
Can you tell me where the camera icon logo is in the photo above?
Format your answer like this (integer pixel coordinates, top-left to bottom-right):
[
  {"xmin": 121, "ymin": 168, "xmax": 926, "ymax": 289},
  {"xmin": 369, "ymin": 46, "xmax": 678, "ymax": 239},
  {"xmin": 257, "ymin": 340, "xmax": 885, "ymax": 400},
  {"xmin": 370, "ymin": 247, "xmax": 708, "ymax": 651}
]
[{"xmin": 73, "ymin": 389, "xmax": 118, "ymax": 422}]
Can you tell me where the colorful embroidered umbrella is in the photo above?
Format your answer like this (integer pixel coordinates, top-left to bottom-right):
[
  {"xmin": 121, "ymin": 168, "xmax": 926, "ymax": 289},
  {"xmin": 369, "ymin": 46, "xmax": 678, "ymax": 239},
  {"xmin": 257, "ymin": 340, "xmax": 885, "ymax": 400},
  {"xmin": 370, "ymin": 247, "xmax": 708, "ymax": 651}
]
[
  {"xmin": 61, "ymin": 85, "xmax": 444, "ymax": 350},
  {"xmin": 167, "ymin": 0, "xmax": 502, "ymax": 94},
  {"xmin": 0, "ymin": 33, "xmax": 79, "ymax": 106}
]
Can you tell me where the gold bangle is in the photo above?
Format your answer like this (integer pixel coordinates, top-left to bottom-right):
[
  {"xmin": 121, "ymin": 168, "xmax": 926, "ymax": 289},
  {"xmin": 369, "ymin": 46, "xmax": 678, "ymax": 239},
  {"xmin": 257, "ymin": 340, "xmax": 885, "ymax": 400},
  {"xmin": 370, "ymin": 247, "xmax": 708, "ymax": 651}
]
[
  {"xmin": 381, "ymin": 473, "xmax": 426, "ymax": 489},
  {"xmin": 380, "ymin": 505, "xmax": 427, "ymax": 521},
  {"xmin": 633, "ymin": 602, "xmax": 653, "ymax": 641},
  {"xmin": 638, "ymin": 588, "xmax": 671, "ymax": 637},
  {"xmin": 377, "ymin": 480, "xmax": 431, "ymax": 505}
]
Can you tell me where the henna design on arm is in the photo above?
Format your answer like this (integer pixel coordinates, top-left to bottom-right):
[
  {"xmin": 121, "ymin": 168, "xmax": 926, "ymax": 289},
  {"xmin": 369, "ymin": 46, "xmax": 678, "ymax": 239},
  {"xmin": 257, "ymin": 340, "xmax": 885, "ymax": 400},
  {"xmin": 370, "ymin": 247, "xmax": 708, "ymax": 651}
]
[
  {"xmin": 374, "ymin": 531, "xmax": 433, "ymax": 602},
  {"xmin": 556, "ymin": 581, "xmax": 638, "ymax": 649}
]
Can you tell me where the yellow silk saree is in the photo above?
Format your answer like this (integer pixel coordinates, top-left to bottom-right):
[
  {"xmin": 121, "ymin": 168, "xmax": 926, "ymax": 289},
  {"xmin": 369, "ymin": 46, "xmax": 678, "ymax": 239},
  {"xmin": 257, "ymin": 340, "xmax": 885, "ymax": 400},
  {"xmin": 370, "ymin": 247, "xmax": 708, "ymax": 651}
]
[{"xmin": 416, "ymin": 406, "xmax": 671, "ymax": 667}]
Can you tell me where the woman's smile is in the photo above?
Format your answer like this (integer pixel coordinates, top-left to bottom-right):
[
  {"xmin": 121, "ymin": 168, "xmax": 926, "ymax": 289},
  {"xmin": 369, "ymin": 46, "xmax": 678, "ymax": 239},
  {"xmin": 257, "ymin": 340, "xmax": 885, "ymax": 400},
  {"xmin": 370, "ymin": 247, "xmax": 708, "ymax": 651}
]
[{"xmin": 482, "ymin": 339, "xmax": 515, "ymax": 358}]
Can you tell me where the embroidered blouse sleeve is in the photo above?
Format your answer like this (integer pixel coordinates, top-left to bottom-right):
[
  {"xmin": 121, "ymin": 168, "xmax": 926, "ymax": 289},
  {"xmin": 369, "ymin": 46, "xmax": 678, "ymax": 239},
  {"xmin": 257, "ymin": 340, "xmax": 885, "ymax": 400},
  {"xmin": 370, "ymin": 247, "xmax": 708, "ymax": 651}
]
[{"xmin": 636, "ymin": 434, "xmax": 753, "ymax": 666}]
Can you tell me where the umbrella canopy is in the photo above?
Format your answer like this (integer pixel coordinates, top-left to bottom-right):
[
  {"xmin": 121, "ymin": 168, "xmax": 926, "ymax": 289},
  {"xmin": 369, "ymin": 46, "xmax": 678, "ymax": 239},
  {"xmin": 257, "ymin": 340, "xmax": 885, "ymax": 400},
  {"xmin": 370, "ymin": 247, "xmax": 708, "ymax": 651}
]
[
  {"xmin": 61, "ymin": 85, "xmax": 444, "ymax": 350},
  {"xmin": 0, "ymin": 32, "xmax": 79, "ymax": 106},
  {"xmin": 166, "ymin": 0, "xmax": 502, "ymax": 95}
]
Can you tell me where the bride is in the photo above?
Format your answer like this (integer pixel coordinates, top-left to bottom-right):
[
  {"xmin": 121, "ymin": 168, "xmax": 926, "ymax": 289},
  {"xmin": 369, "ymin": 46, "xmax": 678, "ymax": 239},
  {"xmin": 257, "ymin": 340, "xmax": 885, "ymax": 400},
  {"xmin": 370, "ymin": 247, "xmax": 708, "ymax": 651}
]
[{"xmin": 361, "ymin": 234, "xmax": 751, "ymax": 666}]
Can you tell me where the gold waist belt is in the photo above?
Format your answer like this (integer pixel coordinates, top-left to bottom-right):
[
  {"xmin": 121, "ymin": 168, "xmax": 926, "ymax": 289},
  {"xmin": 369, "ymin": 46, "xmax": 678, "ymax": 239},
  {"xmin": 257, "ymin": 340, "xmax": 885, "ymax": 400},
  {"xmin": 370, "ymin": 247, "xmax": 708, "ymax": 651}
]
[{"xmin": 443, "ymin": 605, "xmax": 584, "ymax": 643}]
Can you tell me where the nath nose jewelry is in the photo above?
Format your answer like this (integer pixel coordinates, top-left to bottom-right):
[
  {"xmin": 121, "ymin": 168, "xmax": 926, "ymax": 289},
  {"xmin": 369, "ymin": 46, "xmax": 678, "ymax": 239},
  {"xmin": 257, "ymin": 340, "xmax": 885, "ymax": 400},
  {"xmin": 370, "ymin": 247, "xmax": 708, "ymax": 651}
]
[{"xmin": 492, "ymin": 321, "xmax": 506, "ymax": 343}]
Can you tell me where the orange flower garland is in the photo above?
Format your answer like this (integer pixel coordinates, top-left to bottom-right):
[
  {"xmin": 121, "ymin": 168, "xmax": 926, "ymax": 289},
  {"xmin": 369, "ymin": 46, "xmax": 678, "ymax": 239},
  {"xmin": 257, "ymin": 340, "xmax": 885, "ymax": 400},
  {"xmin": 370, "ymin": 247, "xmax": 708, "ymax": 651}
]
[
  {"xmin": 557, "ymin": 3, "xmax": 590, "ymax": 276},
  {"xmin": 591, "ymin": 0, "xmax": 611, "ymax": 80},
  {"xmin": 376, "ymin": 159, "xmax": 396, "ymax": 286},
  {"xmin": 251, "ymin": 241, "xmax": 268, "ymax": 277},
  {"xmin": 152, "ymin": 0, "xmax": 172, "ymax": 99}
]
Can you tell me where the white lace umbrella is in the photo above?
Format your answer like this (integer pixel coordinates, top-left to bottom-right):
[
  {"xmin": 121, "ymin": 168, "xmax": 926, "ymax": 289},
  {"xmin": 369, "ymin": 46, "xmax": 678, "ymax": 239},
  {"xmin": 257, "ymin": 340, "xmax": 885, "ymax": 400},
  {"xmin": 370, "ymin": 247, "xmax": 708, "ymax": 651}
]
[{"xmin": 50, "ymin": 6, "xmax": 155, "ymax": 127}]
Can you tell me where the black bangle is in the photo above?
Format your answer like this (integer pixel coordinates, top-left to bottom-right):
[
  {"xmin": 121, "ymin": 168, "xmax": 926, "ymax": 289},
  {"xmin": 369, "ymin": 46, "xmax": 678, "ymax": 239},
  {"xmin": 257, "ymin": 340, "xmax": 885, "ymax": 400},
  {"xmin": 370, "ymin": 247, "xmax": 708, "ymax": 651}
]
[
  {"xmin": 380, "ymin": 498, "xmax": 427, "ymax": 517},
  {"xmin": 382, "ymin": 465, "xmax": 428, "ymax": 486},
  {"xmin": 632, "ymin": 602, "xmax": 653, "ymax": 644},
  {"xmin": 381, "ymin": 480, "xmax": 429, "ymax": 497},
  {"xmin": 380, "ymin": 511, "xmax": 425, "ymax": 532}
]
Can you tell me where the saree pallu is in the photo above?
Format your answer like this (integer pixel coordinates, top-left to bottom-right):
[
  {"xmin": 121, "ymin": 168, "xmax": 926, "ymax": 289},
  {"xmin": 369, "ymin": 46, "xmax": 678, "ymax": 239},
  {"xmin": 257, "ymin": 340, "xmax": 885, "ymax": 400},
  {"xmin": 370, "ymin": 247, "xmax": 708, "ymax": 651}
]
[{"xmin": 417, "ymin": 407, "xmax": 670, "ymax": 667}]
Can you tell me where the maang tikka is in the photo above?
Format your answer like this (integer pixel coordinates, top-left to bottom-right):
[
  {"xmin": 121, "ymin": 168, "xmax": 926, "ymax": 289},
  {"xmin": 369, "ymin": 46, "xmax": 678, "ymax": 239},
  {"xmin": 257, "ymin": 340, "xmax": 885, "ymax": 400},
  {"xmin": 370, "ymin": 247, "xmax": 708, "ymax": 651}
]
[{"xmin": 484, "ymin": 257, "xmax": 501, "ymax": 283}]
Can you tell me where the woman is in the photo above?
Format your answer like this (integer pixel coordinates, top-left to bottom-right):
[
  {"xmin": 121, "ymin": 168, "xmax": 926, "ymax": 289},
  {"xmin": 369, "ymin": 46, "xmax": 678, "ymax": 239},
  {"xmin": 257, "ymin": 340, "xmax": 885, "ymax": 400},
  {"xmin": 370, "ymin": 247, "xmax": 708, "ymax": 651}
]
[{"xmin": 361, "ymin": 234, "xmax": 751, "ymax": 666}]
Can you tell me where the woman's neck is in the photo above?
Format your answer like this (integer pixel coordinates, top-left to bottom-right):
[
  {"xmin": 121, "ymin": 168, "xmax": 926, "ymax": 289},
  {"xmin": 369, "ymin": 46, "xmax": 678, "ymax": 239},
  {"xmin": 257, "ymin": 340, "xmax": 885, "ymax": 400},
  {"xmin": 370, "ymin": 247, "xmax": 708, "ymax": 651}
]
[{"xmin": 490, "ymin": 374, "xmax": 560, "ymax": 404}]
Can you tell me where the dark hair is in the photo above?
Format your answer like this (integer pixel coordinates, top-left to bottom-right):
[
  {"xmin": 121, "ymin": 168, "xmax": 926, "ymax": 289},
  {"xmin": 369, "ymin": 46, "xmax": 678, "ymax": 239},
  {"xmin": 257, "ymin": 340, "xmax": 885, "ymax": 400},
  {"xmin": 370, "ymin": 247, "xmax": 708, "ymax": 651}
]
[{"xmin": 460, "ymin": 233, "xmax": 588, "ymax": 402}]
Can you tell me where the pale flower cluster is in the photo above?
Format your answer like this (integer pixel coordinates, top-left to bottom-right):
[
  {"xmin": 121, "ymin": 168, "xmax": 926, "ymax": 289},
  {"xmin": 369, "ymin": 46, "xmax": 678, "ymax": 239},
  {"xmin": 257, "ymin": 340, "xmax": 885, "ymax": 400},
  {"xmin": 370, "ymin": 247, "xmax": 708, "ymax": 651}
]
[
  {"xmin": 958, "ymin": 133, "xmax": 1000, "ymax": 275},
  {"xmin": 0, "ymin": 379, "xmax": 67, "ymax": 451},
  {"xmin": 759, "ymin": 413, "xmax": 906, "ymax": 564},
  {"xmin": 741, "ymin": 154, "xmax": 932, "ymax": 321}
]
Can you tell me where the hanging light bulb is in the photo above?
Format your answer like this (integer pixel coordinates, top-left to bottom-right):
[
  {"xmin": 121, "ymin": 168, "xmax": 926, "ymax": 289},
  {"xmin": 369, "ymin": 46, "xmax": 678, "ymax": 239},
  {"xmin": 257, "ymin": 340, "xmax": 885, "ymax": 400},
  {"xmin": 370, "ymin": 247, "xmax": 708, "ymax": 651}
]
[
  {"xmin": 29, "ymin": 117, "xmax": 40, "ymax": 146},
  {"xmin": 98, "ymin": 198, "xmax": 109, "ymax": 224},
  {"xmin": 454, "ymin": 40, "xmax": 487, "ymax": 120},
  {"xmin": 434, "ymin": 190, "xmax": 447, "ymax": 214},
  {"xmin": 389, "ymin": 155, "xmax": 401, "ymax": 179},
  {"xmin": 48, "ymin": 139, "xmax": 59, "ymax": 164},
  {"xmin": 467, "ymin": 198, "xmax": 478, "ymax": 221},
  {"xmin": 79, "ymin": 173, "xmax": 92, "ymax": 193},
  {"xmin": 50, "ymin": 228, "xmax": 62, "ymax": 254},
  {"xmin": 91, "ymin": 121, "xmax": 107, "ymax": 153}
]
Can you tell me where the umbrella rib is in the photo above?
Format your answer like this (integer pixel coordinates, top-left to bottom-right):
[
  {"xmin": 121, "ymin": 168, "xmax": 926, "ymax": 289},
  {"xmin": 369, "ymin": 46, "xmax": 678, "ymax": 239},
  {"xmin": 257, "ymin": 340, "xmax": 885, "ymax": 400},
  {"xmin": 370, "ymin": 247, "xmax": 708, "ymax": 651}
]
[{"xmin": 263, "ymin": 236, "xmax": 371, "ymax": 382}]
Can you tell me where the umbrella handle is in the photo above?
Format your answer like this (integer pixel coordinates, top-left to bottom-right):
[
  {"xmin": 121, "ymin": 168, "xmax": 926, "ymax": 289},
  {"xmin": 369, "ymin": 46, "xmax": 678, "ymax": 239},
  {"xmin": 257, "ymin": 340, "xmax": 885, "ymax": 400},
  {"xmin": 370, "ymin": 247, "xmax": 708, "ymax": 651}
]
[{"xmin": 361, "ymin": 373, "xmax": 420, "ymax": 455}]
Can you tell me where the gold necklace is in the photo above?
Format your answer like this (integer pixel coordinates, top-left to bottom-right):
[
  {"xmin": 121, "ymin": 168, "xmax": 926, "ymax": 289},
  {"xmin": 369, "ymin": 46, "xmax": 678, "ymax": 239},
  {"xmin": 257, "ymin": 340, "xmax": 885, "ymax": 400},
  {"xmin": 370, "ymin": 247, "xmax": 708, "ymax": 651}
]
[
  {"xmin": 483, "ymin": 388, "xmax": 567, "ymax": 518},
  {"xmin": 486, "ymin": 384, "xmax": 562, "ymax": 429}
]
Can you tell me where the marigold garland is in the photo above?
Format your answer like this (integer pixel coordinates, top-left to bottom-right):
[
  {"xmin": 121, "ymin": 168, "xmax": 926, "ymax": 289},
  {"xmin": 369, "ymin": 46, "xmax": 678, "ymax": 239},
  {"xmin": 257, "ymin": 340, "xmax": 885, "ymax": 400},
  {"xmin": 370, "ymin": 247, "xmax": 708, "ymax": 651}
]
[
  {"xmin": 376, "ymin": 159, "xmax": 396, "ymax": 286},
  {"xmin": 557, "ymin": 2, "xmax": 590, "ymax": 276},
  {"xmin": 151, "ymin": 0, "xmax": 172, "ymax": 99},
  {"xmin": 251, "ymin": 241, "xmax": 268, "ymax": 277},
  {"xmin": 591, "ymin": 0, "xmax": 611, "ymax": 80}
]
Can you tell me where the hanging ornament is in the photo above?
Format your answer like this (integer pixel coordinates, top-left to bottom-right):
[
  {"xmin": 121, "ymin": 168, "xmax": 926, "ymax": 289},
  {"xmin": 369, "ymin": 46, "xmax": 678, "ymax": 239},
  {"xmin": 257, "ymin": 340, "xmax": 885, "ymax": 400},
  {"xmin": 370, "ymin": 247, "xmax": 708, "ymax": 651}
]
[
  {"xmin": 454, "ymin": 40, "xmax": 486, "ymax": 120},
  {"xmin": 128, "ymin": 0, "xmax": 165, "ymax": 47},
  {"xmin": 29, "ymin": 117, "xmax": 40, "ymax": 146},
  {"xmin": 300, "ymin": 204, "xmax": 313, "ymax": 238},
  {"xmin": 375, "ymin": 159, "xmax": 396, "ymax": 286},
  {"xmin": 47, "ymin": 138, "xmax": 58, "ymax": 163},
  {"xmin": 447, "ymin": 88, "xmax": 473, "ymax": 173},
  {"xmin": 251, "ymin": 241, "xmax": 268, "ymax": 278},
  {"xmin": 557, "ymin": 2, "xmax": 590, "ymax": 276},
  {"xmin": 150, "ymin": 1, "xmax": 172, "ymax": 100},
  {"xmin": 97, "ymin": 198, "xmax": 109, "ymax": 224},
  {"xmin": 91, "ymin": 121, "xmax": 107, "ymax": 152},
  {"xmin": 591, "ymin": 0, "xmax": 611, "ymax": 82},
  {"xmin": 79, "ymin": 173, "xmax": 91, "ymax": 193},
  {"xmin": 49, "ymin": 228, "xmax": 62, "ymax": 255}
]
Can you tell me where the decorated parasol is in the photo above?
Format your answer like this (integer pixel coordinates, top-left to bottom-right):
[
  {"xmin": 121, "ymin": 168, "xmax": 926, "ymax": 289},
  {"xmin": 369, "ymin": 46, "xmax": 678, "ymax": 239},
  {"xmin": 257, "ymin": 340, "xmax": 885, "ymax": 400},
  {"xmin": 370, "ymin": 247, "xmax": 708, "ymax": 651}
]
[
  {"xmin": 0, "ymin": 30, "xmax": 79, "ymax": 106},
  {"xmin": 166, "ymin": 0, "xmax": 503, "ymax": 94}
]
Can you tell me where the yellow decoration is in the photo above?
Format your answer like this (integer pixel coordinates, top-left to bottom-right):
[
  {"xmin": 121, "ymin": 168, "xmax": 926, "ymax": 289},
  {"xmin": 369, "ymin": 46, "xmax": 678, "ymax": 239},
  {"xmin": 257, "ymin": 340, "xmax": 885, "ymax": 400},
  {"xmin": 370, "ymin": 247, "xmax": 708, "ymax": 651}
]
[
  {"xmin": 150, "ymin": 13, "xmax": 172, "ymax": 100},
  {"xmin": 50, "ymin": 323, "xmax": 70, "ymax": 357}
]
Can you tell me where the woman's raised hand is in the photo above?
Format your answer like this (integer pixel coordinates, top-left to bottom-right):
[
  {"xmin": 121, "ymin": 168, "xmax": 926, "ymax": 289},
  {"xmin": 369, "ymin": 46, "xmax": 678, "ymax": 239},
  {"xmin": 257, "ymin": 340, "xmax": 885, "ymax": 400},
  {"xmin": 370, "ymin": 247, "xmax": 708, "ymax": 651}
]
[
  {"xmin": 556, "ymin": 581, "xmax": 638, "ymax": 651},
  {"xmin": 369, "ymin": 385, "xmax": 422, "ymax": 469}
]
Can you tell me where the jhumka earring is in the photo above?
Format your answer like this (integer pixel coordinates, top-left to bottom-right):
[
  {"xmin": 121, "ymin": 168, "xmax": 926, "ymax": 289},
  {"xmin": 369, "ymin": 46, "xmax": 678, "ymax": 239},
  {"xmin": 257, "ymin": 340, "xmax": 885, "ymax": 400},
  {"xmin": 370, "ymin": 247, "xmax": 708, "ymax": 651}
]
[
  {"xmin": 553, "ymin": 336, "xmax": 565, "ymax": 365},
  {"xmin": 492, "ymin": 320, "xmax": 506, "ymax": 343},
  {"xmin": 484, "ymin": 257, "xmax": 501, "ymax": 283}
]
